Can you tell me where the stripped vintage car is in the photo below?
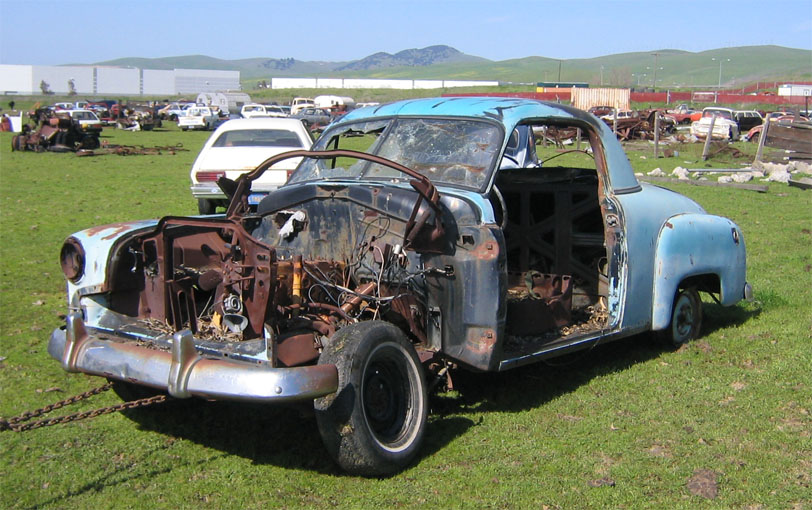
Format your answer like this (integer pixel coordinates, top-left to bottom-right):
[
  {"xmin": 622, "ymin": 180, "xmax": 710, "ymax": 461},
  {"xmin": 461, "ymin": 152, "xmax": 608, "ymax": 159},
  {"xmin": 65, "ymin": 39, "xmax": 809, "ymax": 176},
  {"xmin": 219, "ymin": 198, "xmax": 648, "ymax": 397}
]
[{"xmin": 49, "ymin": 97, "xmax": 751, "ymax": 476}]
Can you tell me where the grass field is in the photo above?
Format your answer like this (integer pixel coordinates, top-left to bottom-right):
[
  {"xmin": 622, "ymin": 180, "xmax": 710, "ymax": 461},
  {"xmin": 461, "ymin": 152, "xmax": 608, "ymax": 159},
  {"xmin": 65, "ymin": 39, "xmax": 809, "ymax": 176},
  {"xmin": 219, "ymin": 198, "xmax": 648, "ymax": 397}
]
[{"xmin": 0, "ymin": 122, "xmax": 810, "ymax": 509}]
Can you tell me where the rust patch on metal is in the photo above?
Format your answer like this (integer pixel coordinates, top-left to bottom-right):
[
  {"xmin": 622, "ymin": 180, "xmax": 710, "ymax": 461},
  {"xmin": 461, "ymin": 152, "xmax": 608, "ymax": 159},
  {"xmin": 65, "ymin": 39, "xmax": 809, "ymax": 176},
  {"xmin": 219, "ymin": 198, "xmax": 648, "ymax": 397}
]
[
  {"xmin": 465, "ymin": 328, "xmax": 497, "ymax": 354},
  {"xmin": 85, "ymin": 222, "xmax": 146, "ymax": 240},
  {"xmin": 472, "ymin": 240, "xmax": 499, "ymax": 260}
]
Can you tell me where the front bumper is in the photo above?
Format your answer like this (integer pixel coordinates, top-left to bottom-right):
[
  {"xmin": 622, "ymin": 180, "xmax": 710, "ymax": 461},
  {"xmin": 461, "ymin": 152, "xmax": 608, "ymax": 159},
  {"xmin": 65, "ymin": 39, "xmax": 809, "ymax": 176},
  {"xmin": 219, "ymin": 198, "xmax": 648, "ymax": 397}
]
[{"xmin": 48, "ymin": 312, "xmax": 338, "ymax": 402}]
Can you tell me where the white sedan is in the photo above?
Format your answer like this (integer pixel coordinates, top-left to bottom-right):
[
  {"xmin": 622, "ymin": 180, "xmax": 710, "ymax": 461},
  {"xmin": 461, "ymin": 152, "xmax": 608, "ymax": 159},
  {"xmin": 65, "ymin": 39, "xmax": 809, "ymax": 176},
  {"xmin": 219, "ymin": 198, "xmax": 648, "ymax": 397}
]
[{"xmin": 190, "ymin": 118, "xmax": 313, "ymax": 214}]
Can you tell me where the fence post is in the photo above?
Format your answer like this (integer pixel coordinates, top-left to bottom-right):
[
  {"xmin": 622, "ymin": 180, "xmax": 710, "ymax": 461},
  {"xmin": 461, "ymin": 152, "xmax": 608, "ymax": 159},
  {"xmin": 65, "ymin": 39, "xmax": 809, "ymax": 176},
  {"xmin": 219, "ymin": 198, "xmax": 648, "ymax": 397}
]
[
  {"xmin": 654, "ymin": 112, "xmax": 660, "ymax": 158},
  {"xmin": 754, "ymin": 118, "xmax": 770, "ymax": 163},
  {"xmin": 701, "ymin": 114, "xmax": 717, "ymax": 161}
]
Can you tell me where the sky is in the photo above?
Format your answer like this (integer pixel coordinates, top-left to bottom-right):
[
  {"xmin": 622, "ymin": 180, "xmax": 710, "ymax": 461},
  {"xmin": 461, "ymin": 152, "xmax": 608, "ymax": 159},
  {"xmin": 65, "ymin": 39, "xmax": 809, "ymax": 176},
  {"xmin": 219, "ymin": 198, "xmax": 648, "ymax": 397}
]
[{"xmin": 1, "ymin": 0, "xmax": 810, "ymax": 65}]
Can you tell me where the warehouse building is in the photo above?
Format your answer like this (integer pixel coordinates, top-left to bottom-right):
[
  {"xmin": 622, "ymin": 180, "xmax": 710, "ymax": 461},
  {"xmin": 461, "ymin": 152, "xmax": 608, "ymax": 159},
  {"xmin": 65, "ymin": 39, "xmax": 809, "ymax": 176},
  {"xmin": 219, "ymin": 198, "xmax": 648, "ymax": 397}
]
[{"xmin": 0, "ymin": 65, "xmax": 241, "ymax": 96}]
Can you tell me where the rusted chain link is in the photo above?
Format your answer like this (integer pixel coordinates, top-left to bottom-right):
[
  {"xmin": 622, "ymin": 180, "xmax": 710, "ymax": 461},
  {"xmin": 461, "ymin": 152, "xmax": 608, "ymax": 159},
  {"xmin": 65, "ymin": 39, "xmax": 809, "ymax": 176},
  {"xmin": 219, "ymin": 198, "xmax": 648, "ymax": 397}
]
[
  {"xmin": 3, "ymin": 383, "xmax": 113, "ymax": 425},
  {"xmin": 0, "ymin": 383, "xmax": 168, "ymax": 432}
]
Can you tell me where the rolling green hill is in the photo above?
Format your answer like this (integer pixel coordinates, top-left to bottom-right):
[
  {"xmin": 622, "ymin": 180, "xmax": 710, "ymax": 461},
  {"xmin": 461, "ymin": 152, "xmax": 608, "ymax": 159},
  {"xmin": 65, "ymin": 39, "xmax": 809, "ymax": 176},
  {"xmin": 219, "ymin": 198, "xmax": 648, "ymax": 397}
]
[{"xmin": 94, "ymin": 45, "xmax": 811, "ymax": 88}]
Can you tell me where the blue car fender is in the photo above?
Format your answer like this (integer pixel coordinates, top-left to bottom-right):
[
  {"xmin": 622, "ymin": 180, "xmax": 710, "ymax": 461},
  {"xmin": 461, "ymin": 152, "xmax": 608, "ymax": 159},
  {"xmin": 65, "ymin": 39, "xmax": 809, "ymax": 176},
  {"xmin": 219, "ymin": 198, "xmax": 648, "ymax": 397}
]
[{"xmin": 651, "ymin": 213, "xmax": 747, "ymax": 330}]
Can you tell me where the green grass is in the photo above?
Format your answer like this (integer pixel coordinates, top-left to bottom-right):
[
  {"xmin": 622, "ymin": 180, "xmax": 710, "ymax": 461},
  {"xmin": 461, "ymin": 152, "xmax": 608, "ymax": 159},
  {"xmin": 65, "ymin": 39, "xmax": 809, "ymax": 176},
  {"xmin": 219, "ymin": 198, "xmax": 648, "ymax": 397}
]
[{"xmin": 0, "ymin": 124, "xmax": 810, "ymax": 509}]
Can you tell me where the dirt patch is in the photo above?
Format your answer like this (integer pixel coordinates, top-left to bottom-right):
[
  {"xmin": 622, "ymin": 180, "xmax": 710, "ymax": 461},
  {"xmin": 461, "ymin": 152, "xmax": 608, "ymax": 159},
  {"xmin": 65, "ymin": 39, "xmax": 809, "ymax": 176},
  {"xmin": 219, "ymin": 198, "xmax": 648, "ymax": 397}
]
[{"xmin": 686, "ymin": 469, "xmax": 719, "ymax": 499}]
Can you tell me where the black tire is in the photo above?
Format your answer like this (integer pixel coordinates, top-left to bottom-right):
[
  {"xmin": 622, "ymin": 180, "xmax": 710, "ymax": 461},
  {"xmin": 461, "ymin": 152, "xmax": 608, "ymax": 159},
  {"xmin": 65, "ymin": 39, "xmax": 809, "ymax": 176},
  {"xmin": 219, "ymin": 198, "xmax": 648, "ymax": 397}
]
[
  {"xmin": 314, "ymin": 321, "xmax": 427, "ymax": 476},
  {"xmin": 657, "ymin": 287, "xmax": 703, "ymax": 347},
  {"xmin": 79, "ymin": 135, "xmax": 100, "ymax": 150},
  {"xmin": 108, "ymin": 378, "xmax": 163, "ymax": 402},
  {"xmin": 197, "ymin": 198, "xmax": 216, "ymax": 215}
]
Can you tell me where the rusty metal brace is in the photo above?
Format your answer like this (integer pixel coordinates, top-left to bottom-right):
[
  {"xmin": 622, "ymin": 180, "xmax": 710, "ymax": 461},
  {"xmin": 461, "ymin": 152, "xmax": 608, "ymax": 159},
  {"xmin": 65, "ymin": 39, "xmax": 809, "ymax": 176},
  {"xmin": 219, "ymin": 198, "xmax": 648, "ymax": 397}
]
[{"xmin": 0, "ymin": 383, "xmax": 168, "ymax": 432}]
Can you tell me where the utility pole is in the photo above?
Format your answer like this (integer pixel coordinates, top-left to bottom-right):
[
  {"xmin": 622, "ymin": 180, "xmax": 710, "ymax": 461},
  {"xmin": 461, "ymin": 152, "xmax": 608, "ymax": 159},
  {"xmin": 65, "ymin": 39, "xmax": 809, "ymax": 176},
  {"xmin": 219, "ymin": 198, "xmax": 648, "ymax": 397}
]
[
  {"xmin": 712, "ymin": 57, "xmax": 731, "ymax": 88},
  {"xmin": 651, "ymin": 52, "xmax": 660, "ymax": 91}
]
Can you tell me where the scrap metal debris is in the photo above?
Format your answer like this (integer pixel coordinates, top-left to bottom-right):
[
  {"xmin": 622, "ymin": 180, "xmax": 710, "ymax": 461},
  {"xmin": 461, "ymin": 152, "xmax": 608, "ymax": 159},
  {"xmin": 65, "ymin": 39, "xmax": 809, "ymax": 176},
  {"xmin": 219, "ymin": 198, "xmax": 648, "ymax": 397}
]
[
  {"xmin": 75, "ymin": 143, "xmax": 188, "ymax": 156},
  {"xmin": 601, "ymin": 110, "xmax": 676, "ymax": 141}
]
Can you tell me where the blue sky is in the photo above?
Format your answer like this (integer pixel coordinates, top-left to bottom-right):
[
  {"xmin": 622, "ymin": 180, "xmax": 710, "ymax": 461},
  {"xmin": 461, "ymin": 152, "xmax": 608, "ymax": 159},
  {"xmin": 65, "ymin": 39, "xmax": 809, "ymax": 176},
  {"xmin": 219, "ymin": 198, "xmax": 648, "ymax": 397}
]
[{"xmin": 1, "ymin": 0, "xmax": 810, "ymax": 65}]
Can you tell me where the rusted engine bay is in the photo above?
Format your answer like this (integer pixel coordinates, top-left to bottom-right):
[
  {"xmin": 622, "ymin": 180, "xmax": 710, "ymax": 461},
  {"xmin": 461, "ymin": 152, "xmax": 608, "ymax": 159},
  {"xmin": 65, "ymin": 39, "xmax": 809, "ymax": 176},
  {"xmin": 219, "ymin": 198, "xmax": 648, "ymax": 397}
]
[{"xmin": 105, "ymin": 203, "xmax": 429, "ymax": 368}]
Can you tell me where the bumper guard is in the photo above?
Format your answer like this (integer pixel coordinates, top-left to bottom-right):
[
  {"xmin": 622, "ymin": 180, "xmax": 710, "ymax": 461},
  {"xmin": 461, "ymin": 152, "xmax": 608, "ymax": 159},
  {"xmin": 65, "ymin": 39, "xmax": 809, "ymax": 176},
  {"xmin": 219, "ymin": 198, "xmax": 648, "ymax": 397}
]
[{"xmin": 48, "ymin": 312, "xmax": 338, "ymax": 403}]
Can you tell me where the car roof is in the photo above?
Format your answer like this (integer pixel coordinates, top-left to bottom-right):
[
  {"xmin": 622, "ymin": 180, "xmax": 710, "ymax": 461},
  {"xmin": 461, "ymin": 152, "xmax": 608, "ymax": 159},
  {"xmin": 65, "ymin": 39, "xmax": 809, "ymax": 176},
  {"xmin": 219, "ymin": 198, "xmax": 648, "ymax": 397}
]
[
  {"xmin": 212, "ymin": 117, "xmax": 306, "ymax": 132},
  {"xmin": 339, "ymin": 97, "xmax": 599, "ymax": 131}
]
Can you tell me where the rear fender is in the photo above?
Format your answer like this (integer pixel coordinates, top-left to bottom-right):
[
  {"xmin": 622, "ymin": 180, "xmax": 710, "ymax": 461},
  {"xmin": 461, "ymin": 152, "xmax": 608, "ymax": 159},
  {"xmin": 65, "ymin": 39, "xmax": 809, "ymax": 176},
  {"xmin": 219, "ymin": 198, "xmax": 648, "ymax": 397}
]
[{"xmin": 652, "ymin": 213, "xmax": 746, "ymax": 330}]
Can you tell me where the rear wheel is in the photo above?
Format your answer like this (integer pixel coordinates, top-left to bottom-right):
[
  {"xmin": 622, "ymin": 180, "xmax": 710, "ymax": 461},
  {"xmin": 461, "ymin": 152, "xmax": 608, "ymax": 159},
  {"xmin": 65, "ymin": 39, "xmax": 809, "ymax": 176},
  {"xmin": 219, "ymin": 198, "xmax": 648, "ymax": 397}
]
[
  {"xmin": 314, "ymin": 321, "xmax": 427, "ymax": 476},
  {"xmin": 657, "ymin": 287, "xmax": 703, "ymax": 347},
  {"xmin": 197, "ymin": 198, "xmax": 216, "ymax": 215}
]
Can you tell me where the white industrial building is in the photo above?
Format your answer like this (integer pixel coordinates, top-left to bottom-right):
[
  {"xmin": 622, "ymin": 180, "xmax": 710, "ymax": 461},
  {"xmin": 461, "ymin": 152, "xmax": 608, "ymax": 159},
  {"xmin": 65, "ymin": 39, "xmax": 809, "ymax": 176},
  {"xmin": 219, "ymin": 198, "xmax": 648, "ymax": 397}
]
[
  {"xmin": 778, "ymin": 83, "xmax": 812, "ymax": 97},
  {"xmin": 270, "ymin": 77, "xmax": 500, "ymax": 90},
  {"xmin": 0, "ymin": 64, "xmax": 241, "ymax": 96}
]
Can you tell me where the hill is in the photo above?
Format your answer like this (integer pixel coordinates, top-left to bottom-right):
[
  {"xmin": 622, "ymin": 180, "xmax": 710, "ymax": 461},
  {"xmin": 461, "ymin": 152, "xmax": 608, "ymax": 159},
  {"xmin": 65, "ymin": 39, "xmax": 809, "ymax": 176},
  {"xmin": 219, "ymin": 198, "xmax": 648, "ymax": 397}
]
[{"xmin": 94, "ymin": 45, "xmax": 811, "ymax": 87}]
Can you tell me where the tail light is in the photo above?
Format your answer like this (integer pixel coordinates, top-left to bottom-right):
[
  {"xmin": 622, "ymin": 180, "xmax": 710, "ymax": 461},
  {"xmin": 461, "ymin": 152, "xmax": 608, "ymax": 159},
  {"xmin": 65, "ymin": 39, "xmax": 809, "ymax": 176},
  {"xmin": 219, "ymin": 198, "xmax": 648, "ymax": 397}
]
[
  {"xmin": 196, "ymin": 171, "xmax": 225, "ymax": 182},
  {"xmin": 60, "ymin": 237, "xmax": 85, "ymax": 283}
]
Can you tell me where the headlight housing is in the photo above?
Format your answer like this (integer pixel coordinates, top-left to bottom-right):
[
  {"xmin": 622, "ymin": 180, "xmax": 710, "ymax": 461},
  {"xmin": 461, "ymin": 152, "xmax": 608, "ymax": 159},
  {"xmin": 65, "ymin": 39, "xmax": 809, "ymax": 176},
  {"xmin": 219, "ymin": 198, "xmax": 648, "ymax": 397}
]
[{"xmin": 60, "ymin": 237, "xmax": 85, "ymax": 282}]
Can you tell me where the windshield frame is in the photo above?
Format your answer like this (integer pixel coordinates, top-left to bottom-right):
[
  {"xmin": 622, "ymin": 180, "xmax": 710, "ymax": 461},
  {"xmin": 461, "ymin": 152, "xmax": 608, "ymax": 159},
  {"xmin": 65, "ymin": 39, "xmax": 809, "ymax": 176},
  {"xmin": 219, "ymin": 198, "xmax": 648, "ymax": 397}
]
[{"xmin": 288, "ymin": 115, "xmax": 506, "ymax": 193}]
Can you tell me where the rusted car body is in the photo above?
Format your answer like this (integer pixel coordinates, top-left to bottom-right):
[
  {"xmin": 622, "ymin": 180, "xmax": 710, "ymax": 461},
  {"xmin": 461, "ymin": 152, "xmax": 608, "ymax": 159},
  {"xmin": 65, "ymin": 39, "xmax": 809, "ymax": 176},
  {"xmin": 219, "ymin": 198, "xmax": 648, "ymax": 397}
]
[
  {"xmin": 12, "ymin": 108, "xmax": 101, "ymax": 152},
  {"xmin": 49, "ymin": 97, "xmax": 751, "ymax": 475}
]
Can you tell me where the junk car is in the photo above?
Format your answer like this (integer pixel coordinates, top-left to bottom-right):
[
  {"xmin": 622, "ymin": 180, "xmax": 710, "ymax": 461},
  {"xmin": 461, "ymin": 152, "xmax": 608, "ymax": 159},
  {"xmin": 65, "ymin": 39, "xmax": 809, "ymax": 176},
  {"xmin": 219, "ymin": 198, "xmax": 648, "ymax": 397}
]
[
  {"xmin": 178, "ymin": 106, "xmax": 219, "ymax": 131},
  {"xmin": 690, "ymin": 107, "xmax": 740, "ymax": 140},
  {"xmin": 49, "ymin": 97, "xmax": 751, "ymax": 476}
]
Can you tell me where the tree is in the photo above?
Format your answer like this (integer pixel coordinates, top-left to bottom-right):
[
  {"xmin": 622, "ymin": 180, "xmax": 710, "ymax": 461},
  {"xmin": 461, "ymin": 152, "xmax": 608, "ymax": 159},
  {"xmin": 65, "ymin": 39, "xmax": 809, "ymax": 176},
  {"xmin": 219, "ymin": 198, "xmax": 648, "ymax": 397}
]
[
  {"xmin": 40, "ymin": 80, "xmax": 53, "ymax": 95},
  {"xmin": 67, "ymin": 79, "xmax": 77, "ymax": 96}
]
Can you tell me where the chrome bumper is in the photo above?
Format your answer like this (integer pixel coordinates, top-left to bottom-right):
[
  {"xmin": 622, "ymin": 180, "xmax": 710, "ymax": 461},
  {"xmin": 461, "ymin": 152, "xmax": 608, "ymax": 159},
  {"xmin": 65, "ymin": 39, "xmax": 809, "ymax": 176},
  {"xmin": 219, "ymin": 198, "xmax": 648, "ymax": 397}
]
[
  {"xmin": 48, "ymin": 313, "xmax": 338, "ymax": 403},
  {"xmin": 190, "ymin": 184, "xmax": 279, "ymax": 200},
  {"xmin": 190, "ymin": 183, "xmax": 227, "ymax": 200}
]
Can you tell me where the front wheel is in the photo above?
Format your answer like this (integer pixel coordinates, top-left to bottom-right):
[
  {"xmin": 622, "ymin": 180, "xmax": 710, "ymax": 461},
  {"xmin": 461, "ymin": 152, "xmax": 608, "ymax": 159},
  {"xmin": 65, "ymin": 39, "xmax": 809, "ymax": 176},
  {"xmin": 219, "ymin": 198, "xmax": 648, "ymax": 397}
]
[
  {"xmin": 657, "ymin": 287, "xmax": 703, "ymax": 347},
  {"xmin": 314, "ymin": 321, "xmax": 428, "ymax": 476}
]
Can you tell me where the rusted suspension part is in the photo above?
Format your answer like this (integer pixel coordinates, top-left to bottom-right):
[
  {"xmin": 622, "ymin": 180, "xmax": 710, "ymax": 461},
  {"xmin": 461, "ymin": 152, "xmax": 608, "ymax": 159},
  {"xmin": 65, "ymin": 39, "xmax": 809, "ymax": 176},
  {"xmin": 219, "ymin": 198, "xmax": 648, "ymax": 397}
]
[{"xmin": 0, "ymin": 383, "xmax": 168, "ymax": 432}]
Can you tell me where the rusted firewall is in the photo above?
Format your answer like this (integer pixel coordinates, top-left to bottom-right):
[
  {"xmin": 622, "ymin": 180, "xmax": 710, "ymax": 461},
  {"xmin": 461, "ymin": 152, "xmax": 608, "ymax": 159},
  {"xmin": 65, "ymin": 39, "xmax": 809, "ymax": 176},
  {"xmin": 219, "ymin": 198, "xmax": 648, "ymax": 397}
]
[{"xmin": 135, "ymin": 217, "xmax": 276, "ymax": 339}]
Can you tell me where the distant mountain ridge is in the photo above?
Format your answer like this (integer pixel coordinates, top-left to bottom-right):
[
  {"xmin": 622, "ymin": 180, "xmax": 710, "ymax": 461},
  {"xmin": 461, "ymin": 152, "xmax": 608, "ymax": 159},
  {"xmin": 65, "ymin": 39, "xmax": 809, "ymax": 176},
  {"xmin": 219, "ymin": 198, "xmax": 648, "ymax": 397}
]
[
  {"xmin": 93, "ymin": 45, "xmax": 812, "ymax": 87},
  {"xmin": 335, "ymin": 45, "xmax": 487, "ymax": 71}
]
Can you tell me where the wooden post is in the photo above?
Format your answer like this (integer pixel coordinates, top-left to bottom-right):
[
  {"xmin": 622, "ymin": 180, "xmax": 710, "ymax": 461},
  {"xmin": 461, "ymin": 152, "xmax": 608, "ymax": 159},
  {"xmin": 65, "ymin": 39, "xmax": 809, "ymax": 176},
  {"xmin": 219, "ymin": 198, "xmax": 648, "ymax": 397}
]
[
  {"xmin": 701, "ymin": 114, "xmax": 717, "ymax": 161},
  {"xmin": 653, "ymin": 112, "xmax": 660, "ymax": 158},
  {"xmin": 754, "ymin": 117, "xmax": 769, "ymax": 163},
  {"xmin": 576, "ymin": 127, "xmax": 581, "ymax": 150}
]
